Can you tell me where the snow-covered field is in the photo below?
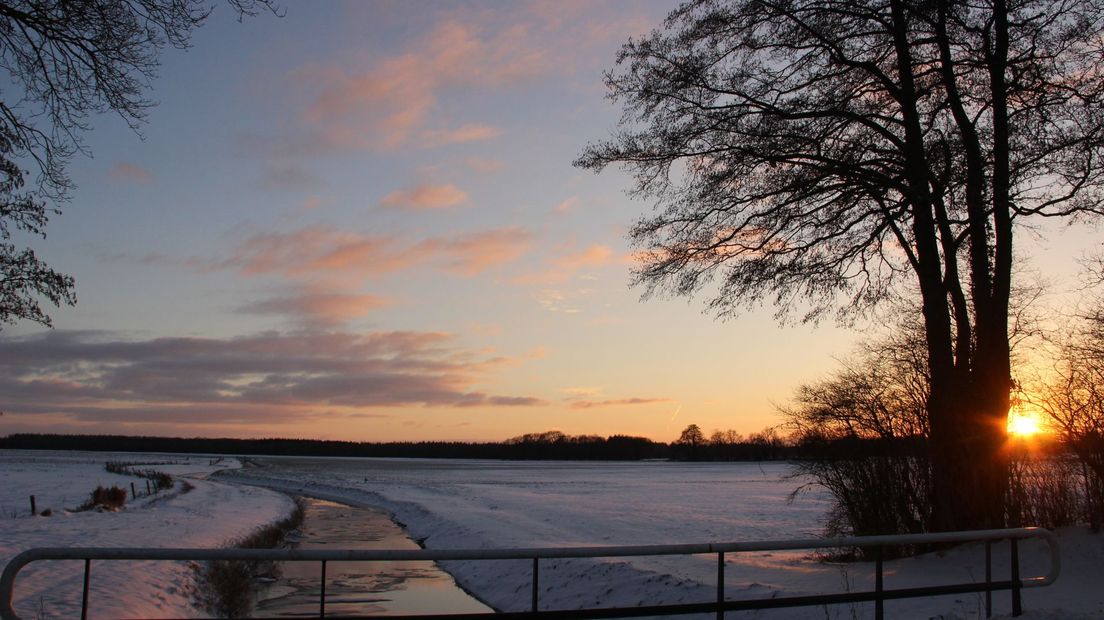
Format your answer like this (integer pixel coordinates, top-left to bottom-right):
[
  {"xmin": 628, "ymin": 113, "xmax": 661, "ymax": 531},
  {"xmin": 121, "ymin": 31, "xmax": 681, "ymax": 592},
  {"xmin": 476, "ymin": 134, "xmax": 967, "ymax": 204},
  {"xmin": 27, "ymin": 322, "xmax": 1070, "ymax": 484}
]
[
  {"xmin": 222, "ymin": 456, "xmax": 1104, "ymax": 620},
  {"xmin": 1, "ymin": 450, "xmax": 293, "ymax": 619},
  {"xmin": 3, "ymin": 451, "xmax": 1103, "ymax": 619}
]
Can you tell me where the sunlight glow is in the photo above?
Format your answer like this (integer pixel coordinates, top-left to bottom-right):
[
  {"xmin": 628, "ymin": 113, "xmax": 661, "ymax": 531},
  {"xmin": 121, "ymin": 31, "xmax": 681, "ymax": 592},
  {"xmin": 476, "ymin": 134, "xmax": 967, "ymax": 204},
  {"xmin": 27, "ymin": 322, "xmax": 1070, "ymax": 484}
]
[{"xmin": 1007, "ymin": 411, "xmax": 1042, "ymax": 436}]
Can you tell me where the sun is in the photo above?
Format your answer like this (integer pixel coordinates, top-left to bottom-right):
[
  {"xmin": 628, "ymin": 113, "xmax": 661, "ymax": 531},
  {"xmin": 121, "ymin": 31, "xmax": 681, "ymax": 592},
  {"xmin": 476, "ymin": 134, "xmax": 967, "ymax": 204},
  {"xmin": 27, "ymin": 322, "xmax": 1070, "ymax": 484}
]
[{"xmin": 1007, "ymin": 411, "xmax": 1042, "ymax": 437}]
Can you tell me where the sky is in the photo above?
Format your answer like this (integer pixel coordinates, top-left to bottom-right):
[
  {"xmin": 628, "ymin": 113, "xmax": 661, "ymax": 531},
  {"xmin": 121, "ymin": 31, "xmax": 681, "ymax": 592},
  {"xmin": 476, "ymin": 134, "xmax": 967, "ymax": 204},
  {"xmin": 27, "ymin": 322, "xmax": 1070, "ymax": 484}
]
[{"xmin": 0, "ymin": 1, "xmax": 1098, "ymax": 443}]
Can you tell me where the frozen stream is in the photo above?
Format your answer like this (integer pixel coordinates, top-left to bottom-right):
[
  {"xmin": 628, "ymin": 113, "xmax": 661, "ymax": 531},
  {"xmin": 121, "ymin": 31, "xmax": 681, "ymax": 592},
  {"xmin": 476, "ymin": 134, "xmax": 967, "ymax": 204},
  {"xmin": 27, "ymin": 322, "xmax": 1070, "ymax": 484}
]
[{"xmin": 255, "ymin": 498, "xmax": 490, "ymax": 617}]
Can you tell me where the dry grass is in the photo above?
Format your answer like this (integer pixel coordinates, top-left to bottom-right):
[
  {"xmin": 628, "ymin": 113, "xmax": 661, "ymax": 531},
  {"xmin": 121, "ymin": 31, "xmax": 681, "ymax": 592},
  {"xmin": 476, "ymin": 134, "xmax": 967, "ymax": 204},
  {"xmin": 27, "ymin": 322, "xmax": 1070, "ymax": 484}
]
[{"xmin": 194, "ymin": 497, "xmax": 306, "ymax": 618}]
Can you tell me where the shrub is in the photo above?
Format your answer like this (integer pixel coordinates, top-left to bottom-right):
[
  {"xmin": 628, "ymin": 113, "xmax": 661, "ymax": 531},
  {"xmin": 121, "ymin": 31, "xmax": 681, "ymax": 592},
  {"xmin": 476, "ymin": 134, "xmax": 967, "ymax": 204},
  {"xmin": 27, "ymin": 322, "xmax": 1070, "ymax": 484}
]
[{"xmin": 80, "ymin": 486, "xmax": 127, "ymax": 511}]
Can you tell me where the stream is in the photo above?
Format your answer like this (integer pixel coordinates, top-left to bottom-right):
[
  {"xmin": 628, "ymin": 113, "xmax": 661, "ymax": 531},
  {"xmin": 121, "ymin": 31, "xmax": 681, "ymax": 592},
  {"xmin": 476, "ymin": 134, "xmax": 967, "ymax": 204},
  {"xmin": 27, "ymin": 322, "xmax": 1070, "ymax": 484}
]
[{"xmin": 254, "ymin": 497, "xmax": 492, "ymax": 617}]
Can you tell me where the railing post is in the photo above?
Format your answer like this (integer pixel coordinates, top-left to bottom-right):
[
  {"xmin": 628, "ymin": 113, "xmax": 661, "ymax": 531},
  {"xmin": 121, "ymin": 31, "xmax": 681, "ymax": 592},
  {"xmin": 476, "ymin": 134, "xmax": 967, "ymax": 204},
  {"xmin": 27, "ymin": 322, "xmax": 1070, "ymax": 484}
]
[
  {"xmin": 531, "ymin": 558, "xmax": 539, "ymax": 612},
  {"xmin": 1011, "ymin": 538, "xmax": 1021, "ymax": 616},
  {"xmin": 985, "ymin": 540, "xmax": 992, "ymax": 618},
  {"xmin": 320, "ymin": 559, "xmax": 327, "ymax": 618},
  {"xmin": 874, "ymin": 547, "xmax": 883, "ymax": 620},
  {"xmin": 717, "ymin": 551, "xmax": 725, "ymax": 620},
  {"xmin": 80, "ymin": 559, "xmax": 90, "ymax": 620}
]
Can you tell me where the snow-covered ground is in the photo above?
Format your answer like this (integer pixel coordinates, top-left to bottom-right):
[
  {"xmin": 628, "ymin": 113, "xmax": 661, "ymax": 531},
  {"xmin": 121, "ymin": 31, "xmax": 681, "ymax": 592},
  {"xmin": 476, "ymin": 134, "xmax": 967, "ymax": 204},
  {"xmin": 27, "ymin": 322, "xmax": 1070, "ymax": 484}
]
[
  {"xmin": 1, "ymin": 450, "xmax": 294, "ymax": 619},
  {"xmin": 222, "ymin": 456, "xmax": 1104, "ymax": 619},
  {"xmin": 4, "ymin": 451, "xmax": 1103, "ymax": 619}
]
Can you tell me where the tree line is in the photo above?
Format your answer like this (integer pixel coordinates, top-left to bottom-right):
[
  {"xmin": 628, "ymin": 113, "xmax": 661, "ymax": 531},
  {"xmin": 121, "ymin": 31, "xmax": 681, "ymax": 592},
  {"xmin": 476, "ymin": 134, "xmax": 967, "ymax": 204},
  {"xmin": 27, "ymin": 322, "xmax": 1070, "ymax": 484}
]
[{"xmin": 1, "ymin": 428, "xmax": 808, "ymax": 461}]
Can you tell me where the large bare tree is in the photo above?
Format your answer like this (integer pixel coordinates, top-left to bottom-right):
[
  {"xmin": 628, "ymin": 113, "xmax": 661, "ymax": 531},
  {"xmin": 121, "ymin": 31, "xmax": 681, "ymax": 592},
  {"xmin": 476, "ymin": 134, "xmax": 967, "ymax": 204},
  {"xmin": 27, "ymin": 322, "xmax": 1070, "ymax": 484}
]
[{"xmin": 577, "ymin": 0, "xmax": 1104, "ymax": 530}]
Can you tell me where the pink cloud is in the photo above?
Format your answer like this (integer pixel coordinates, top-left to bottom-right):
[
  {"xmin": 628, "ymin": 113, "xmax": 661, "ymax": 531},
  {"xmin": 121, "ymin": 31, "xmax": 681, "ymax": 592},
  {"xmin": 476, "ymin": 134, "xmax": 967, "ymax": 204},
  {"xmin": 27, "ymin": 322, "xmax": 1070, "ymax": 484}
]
[
  {"xmin": 423, "ymin": 227, "xmax": 532, "ymax": 276},
  {"xmin": 224, "ymin": 226, "xmax": 532, "ymax": 280},
  {"xmin": 512, "ymin": 244, "xmax": 615, "ymax": 285},
  {"xmin": 380, "ymin": 183, "xmax": 469, "ymax": 210},
  {"xmin": 107, "ymin": 162, "xmax": 153, "ymax": 184},
  {"xmin": 294, "ymin": 19, "xmax": 546, "ymax": 151}
]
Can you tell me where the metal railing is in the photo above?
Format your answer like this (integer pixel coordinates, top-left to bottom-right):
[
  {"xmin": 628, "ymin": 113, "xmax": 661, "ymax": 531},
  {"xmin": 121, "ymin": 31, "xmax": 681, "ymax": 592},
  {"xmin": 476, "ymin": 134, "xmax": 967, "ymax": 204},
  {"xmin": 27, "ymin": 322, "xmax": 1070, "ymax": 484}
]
[{"xmin": 0, "ymin": 527, "xmax": 1058, "ymax": 620}]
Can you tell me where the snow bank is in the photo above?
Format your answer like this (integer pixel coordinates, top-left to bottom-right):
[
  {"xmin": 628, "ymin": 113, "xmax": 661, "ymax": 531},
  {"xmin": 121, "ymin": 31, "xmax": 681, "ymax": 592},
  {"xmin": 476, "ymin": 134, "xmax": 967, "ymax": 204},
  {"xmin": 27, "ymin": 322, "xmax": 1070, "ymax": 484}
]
[{"xmin": 1, "ymin": 450, "xmax": 291, "ymax": 619}]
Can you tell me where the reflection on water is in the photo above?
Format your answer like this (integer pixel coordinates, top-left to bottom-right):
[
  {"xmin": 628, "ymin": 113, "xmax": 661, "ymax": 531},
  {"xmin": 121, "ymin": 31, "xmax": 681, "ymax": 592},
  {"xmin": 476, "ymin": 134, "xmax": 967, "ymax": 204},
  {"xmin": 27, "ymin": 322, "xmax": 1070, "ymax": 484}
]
[{"xmin": 255, "ymin": 498, "xmax": 492, "ymax": 617}]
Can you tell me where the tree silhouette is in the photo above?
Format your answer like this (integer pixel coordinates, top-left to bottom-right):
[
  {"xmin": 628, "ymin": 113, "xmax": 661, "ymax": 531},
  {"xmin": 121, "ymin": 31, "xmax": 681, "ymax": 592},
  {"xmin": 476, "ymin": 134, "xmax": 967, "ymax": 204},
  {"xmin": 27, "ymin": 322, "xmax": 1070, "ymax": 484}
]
[
  {"xmin": 0, "ymin": 0, "xmax": 276, "ymax": 329},
  {"xmin": 578, "ymin": 0, "xmax": 1104, "ymax": 531},
  {"xmin": 677, "ymin": 423, "xmax": 706, "ymax": 460}
]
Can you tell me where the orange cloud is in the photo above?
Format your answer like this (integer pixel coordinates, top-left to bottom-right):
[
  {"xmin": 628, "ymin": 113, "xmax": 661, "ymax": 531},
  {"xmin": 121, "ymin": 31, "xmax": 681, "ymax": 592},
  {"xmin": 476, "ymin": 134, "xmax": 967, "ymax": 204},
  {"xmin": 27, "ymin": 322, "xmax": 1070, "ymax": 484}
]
[
  {"xmin": 380, "ymin": 183, "xmax": 469, "ymax": 210},
  {"xmin": 240, "ymin": 289, "xmax": 391, "ymax": 326},
  {"xmin": 107, "ymin": 162, "xmax": 152, "ymax": 184},
  {"xmin": 569, "ymin": 397, "xmax": 673, "ymax": 409}
]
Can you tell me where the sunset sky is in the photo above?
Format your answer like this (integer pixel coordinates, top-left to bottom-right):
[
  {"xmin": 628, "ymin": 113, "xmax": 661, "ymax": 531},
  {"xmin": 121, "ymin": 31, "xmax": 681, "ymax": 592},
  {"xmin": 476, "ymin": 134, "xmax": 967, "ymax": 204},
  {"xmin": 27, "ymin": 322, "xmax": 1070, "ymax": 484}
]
[{"xmin": 0, "ymin": 1, "xmax": 1097, "ymax": 442}]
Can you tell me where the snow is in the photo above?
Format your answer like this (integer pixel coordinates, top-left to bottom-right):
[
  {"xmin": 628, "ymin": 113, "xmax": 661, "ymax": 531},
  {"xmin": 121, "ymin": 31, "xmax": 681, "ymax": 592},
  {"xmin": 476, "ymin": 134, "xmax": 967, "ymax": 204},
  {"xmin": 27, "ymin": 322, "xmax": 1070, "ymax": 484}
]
[
  {"xmin": 3, "ymin": 451, "xmax": 1103, "ymax": 619},
  {"xmin": 220, "ymin": 456, "xmax": 1104, "ymax": 619},
  {"xmin": 1, "ymin": 450, "xmax": 293, "ymax": 619}
]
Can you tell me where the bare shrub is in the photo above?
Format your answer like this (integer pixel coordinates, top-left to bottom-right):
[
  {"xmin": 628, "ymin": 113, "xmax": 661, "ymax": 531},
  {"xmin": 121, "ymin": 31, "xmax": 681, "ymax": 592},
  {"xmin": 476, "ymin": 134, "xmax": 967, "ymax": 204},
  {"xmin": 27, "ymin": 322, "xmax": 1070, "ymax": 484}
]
[
  {"xmin": 784, "ymin": 323, "xmax": 932, "ymax": 552},
  {"xmin": 1006, "ymin": 447, "xmax": 1083, "ymax": 529}
]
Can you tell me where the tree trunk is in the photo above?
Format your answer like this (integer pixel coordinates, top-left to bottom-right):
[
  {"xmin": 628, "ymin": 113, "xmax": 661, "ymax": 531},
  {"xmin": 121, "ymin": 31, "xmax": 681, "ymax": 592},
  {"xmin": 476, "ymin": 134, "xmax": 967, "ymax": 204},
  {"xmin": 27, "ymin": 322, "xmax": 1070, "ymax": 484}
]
[{"xmin": 929, "ymin": 378, "xmax": 1009, "ymax": 531}]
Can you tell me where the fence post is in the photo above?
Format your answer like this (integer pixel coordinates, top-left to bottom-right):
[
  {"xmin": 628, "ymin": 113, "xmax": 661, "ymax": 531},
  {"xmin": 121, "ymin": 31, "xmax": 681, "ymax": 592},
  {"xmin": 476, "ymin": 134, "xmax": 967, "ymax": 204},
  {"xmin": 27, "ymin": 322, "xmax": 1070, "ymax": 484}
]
[
  {"xmin": 130, "ymin": 483, "xmax": 136, "ymax": 500},
  {"xmin": 1011, "ymin": 538, "xmax": 1021, "ymax": 616},
  {"xmin": 146, "ymin": 480, "xmax": 151, "ymax": 495},
  {"xmin": 985, "ymin": 541, "xmax": 992, "ymax": 618},
  {"xmin": 874, "ymin": 547, "xmax": 884, "ymax": 620},
  {"xmin": 80, "ymin": 559, "xmax": 90, "ymax": 620},
  {"xmin": 717, "ymin": 551, "xmax": 725, "ymax": 620},
  {"xmin": 320, "ymin": 559, "xmax": 327, "ymax": 618},
  {"xmin": 28, "ymin": 496, "xmax": 35, "ymax": 516},
  {"xmin": 532, "ymin": 558, "xmax": 539, "ymax": 612}
]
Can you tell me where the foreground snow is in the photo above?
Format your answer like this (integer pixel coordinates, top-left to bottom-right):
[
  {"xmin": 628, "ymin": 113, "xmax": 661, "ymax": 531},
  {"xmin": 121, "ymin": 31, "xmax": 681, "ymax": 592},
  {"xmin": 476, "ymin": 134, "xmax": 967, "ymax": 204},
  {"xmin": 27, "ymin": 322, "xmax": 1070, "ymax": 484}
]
[
  {"xmin": 1, "ymin": 450, "xmax": 293, "ymax": 619},
  {"xmin": 223, "ymin": 457, "xmax": 1104, "ymax": 619}
]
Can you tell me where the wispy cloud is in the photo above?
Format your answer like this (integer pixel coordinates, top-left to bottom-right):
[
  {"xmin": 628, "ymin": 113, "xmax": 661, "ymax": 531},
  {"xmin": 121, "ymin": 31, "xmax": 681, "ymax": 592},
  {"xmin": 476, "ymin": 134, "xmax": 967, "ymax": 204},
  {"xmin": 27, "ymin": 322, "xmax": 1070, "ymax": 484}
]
[
  {"xmin": 552, "ymin": 196, "xmax": 578, "ymax": 214},
  {"xmin": 421, "ymin": 123, "xmax": 501, "ymax": 147},
  {"xmin": 107, "ymin": 162, "xmax": 153, "ymax": 184},
  {"xmin": 258, "ymin": 163, "xmax": 322, "ymax": 191},
  {"xmin": 380, "ymin": 183, "xmax": 469, "ymax": 210},
  {"xmin": 465, "ymin": 156, "xmax": 504, "ymax": 174},
  {"xmin": 0, "ymin": 330, "xmax": 548, "ymax": 427}
]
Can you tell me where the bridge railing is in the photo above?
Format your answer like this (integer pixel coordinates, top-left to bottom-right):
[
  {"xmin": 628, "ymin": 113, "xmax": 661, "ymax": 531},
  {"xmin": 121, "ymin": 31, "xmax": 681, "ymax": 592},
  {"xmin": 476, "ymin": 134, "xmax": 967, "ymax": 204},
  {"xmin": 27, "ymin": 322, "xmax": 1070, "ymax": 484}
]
[{"xmin": 0, "ymin": 527, "xmax": 1059, "ymax": 620}]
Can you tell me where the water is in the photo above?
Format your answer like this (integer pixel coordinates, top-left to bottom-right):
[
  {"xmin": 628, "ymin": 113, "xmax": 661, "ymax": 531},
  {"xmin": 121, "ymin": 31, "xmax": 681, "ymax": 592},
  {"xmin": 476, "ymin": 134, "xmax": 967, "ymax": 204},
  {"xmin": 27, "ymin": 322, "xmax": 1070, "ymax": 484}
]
[{"xmin": 255, "ymin": 498, "xmax": 492, "ymax": 617}]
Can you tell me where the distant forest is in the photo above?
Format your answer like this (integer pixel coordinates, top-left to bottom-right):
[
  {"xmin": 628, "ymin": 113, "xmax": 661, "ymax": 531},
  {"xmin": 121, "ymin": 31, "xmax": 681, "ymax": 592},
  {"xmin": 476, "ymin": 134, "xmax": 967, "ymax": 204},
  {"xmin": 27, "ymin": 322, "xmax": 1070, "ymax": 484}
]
[{"xmin": 0, "ymin": 428, "xmax": 811, "ymax": 461}]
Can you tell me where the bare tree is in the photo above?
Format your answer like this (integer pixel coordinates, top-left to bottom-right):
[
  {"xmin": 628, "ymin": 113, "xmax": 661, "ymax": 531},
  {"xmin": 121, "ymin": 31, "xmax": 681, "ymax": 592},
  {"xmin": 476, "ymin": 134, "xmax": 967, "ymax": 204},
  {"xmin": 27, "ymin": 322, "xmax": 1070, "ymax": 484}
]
[
  {"xmin": 577, "ymin": 0, "xmax": 1104, "ymax": 530},
  {"xmin": 0, "ymin": 0, "xmax": 277, "ymax": 329}
]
